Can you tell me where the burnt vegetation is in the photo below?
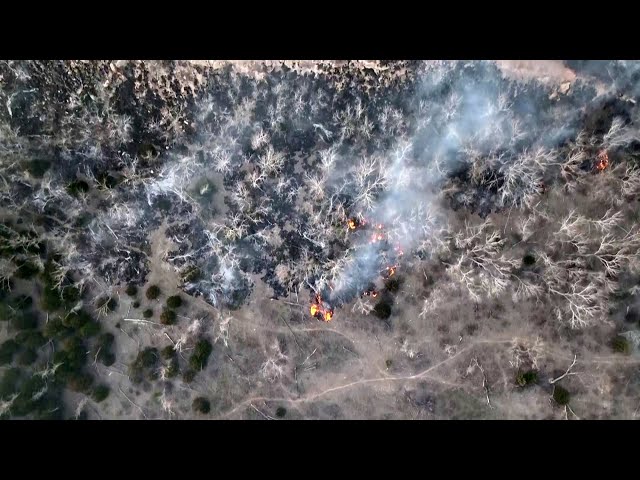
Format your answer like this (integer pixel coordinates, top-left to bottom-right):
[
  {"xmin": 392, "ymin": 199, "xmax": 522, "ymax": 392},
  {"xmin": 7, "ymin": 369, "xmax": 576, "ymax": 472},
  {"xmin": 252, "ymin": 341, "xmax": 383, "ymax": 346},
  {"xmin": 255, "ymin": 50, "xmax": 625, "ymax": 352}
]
[{"xmin": 2, "ymin": 60, "xmax": 640, "ymax": 419}]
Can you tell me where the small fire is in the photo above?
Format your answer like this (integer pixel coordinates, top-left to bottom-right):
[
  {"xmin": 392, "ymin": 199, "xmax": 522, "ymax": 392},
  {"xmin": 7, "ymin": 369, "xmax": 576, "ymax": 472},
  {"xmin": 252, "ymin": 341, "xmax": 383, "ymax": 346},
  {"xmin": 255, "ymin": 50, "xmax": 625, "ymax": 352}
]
[
  {"xmin": 385, "ymin": 265, "xmax": 397, "ymax": 278},
  {"xmin": 363, "ymin": 289, "xmax": 378, "ymax": 298},
  {"xmin": 596, "ymin": 150, "xmax": 609, "ymax": 172},
  {"xmin": 348, "ymin": 219, "xmax": 357, "ymax": 230},
  {"xmin": 310, "ymin": 294, "xmax": 334, "ymax": 322}
]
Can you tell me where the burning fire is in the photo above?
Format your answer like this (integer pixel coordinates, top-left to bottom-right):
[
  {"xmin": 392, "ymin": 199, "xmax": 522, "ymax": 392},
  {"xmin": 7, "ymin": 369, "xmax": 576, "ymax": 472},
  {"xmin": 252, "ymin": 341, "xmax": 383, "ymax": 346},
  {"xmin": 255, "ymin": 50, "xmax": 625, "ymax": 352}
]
[
  {"xmin": 385, "ymin": 265, "xmax": 397, "ymax": 277},
  {"xmin": 348, "ymin": 219, "xmax": 357, "ymax": 230},
  {"xmin": 363, "ymin": 289, "xmax": 378, "ymax": 298},
  {"xmin": 310, "ymin": 294, "xmax": 334, "ymax": 322},
  {"xmin": 596, "ymin": 150, "xmax": 609, "ymax": 172}
]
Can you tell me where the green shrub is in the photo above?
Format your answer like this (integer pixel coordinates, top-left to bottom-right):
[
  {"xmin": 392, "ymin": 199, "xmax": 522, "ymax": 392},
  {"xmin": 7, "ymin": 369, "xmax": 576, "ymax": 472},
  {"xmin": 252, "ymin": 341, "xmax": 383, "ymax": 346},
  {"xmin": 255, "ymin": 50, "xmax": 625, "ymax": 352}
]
[
  {"xmin": 67, "ymin": 179, "xmax": 90, "ymax": 197},
  {"xmin": 43, "ymin": 318, "xmax": 70, "ymax": 339},
  {"xmin": 132, "ymin": 301, "xmax": 140, "ymax": 309},
  {"xmin": 130, "ymin": 347, "xmax": 158, "ymax": 383},
  {"xmin": 14, "ymin": 259, "xmax": 41, "ymax": 279},
  {"xmin": 92, "ymin": 385, "xmax": 110, "ymax": 403},
  {"xmin": 41, "ymin": 286, "xmax": 62, "ymax": 312},
  {"xmin": 0, "ymin": 367, "xmax": 21, "ymax": 399},
  {"xmin": 95, "ymin": 296, "xmax": 117, "ymax": 312},
  {"xmin": 146, "ymin": 285, "xmax": 160, "ymax": 300},
  {"xmin": 15, "ymin": 330, "xmax": 46, "ymax": 349},
  {"xmin": 276, "ymin": 407, "xmax": 287, "ymax": 418},
  {"xmin": 192, "ymin": 397, "xmax": 211, "ymax": 414},
  {"xmin": 160, "ymin": 308, "xmax": 177, "ymax": 325},
  {"xmin": 189, "ymin": 339, "xmax": 212, "ymax": 371},
  {"xmin": 516, "ymin": 370, "xmax": 539, "ymax": 387},
  {"xmin": 10, "ymin": 312, "xmax": 38, "ymax": 330},
  {"xmin": 553, "ymin": 385, "xmax": 571, "ymax": 405},
  {"xmin": 384, "ymin": 277, "xmax": 400, "ymax": 293},
  {"xmin": 17, "ymin": 348, "xmax": 37, "ymax": 366},
  {"xmin": 125, "ymin": 284, "xmax": 138, "ymax": 296},
  {"xmin": 166, "ymin": 295, "xmax": 182, "ymax": 308},
  {"xmin": 25, "ymin": 159, "xmax": 51, "ymax": 178},
  {"xmin": 97, "ymin": 332, "xmax": 115, "ymax": 349},
  {"xmin": 67, "ymin": 372, "xmax": 94, "ymax": 393},
  {"xmin": 612, "ymin": 335, "xmax": 630, "ymax": 354},
  {"xmin": 8, "ymin": 294, "xmax": 33, "ymax": 310},
  {"xmin": 143, "ymin": 309, "xmax": 153, "ymax": 318},
  {"xmin": 0, "ymin": 339, "xmax": 19, "ymax": 365},
  {"xmin": 385, "ymin": 359, "xmax": 393, "ymax": 369},
  {"xmin": 101, "ymin": 352, "xmax": 116, "ymax": 367},
  {"xmin": 373, "ymin": 301, "xmax": 392, "ymax": 320},
  {"xmin": 181, "ymin": 266, "xmax": 201, "ymax": 283},
  {"xmin": 182, "ymin": 369, "xmax": 196, "ymax": 383},
  {"xmin": 166, "ymin": 358, "xmax": 179, "ymax": 378},
  {"xmin": 136, "ymin": 347, "xmax": 158, "ymax": 369},
  {"xmin": 523, "ymin": 253, "xmax": 536, "ymax": 266},
  {"xmin": 79, "ymin": 320, "xmax": 101, "ymax": 338},
  {"xmin": 161, "ymin": 345, "xmax": 176, "ymax": 360},
  {"xmin": 63, "ymin": 309, "xmax": 91, "ymax": 329}
]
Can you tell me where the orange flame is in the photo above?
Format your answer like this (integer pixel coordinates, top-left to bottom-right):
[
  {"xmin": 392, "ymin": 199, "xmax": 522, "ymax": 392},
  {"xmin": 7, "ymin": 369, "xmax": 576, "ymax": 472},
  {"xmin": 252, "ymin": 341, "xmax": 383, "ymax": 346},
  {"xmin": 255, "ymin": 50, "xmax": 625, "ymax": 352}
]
[
  {"xmin": 596, "ymin": 150, "xmax": 609, "ymax": 172},
  {"xmin": 310, "ymin": 294, "xmax": 334, "ymax": 322},
  {"xmin": 348, "ymin": 219, "xmax": 357, "ymax": 230},
  {"xmin": 386, "ymin": 266, "xmax": 397, "ymax": 277}
]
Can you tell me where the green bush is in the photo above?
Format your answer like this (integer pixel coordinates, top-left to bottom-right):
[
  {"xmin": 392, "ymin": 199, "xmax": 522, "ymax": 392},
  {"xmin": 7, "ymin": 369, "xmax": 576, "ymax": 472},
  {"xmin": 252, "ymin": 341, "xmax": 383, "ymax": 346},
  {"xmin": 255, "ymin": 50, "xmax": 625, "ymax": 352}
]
[
  {"xmin": 41, "ymin": 286, "xmax": 62, "ymax": 312},
  {"xmin": 160, "ymin": 308, "xmax": 177, "ymax": 325},
  {"xmin": 125, "ymin": 284, "xmax": 138, "ymax": 296},
  {"xmin": 96, "ymin": 296, "xmax": 117, "ymax": 312},
  {"xmin": 0, "ymin": 367, "xmax": 21, "ymax": 399},
  {"xmin": 14, "ymin": 259, "xmax": 41, "ymax": 279},
  {"xmin": 92, "ymin": 385, "xmax": 110, "ymax": 403},
  {"xmin": 0, "ymin": 339, "xmax": 19, "ymax": 365},
  {"xmin": 130, "ymin": 347, "xmax": 158, "ymax": 383},
  {"xmin": 10, "ymin": 312, "xmax": 38, "ymax": 330},
  {"xmin": 522, "ymin": 253, "xmax": 536, "ymax": 266},
  {"xmin": 275, "ymin": 407, "xmax": 287, "ymax": 418},
  {"xmin": 166, "ymin": 358, "xmax": 179, "ymax": 378},
  {"xmin": 166, "ymin": 295, "xmax": 182, "ymax": 308},
  {"xmin": 516, "ymin": 370, "xmax": 539, "ymax": 387},
  {"xmin": 182, "ymin": 369, "xmax": 196, "ymax": 383},
  {"xmin": 136, "ymin": 347, "xmax": 158, "ymax": 369},
  {"xmin": 8, "ymin": 295, "xmax": 33, "ymax": 310},
  {"xmin": 25, "ymin": 159, "xmax": 51, "ymax": 178},
  {"xmin": 63, "ymin": 309, "xmax": 92, "ymax": 329},
  {"xmin": 15, "ymin": 330, "xmax": 46, "ymax": 349},
  {"xmin": 143, "ymin": 309, "xmax": 153, "ymax": 318},
  {"xmin": 181, "ymin": 266, "xmax": 201, "ymax": 283},
  {"xmin": 553, "ymin": 385, "xmax": 571, "ymax": 406},
  {"xmin": 161, "ymin": 345, "xmax": 176, "ymax": 360},
  {"xmin": 132, "ymin": 301, "xmax": 140, "ymax": 309},
  {"xmin": 101, "ymin": 352, "xmax": 116, "ymax": 367},
  {"xmin": 43, "ymin": 318, "xmax": 70, "ymax": 339},
  {"xmin": 612, "ymin": 335, "xmax": 631, "ymax": 354},
  {"xmin": 67, "ymin": 372, "xmax": 94, "ymax": 393},
  {"xmin": 189, "ymin": 339, "xmax": 213, "ymax": 371},
  {"xmin": 192, "ymin": 397, "xmax": 211, "ymax": 414},
  {"xmin": 384, "ymin": 277, "xmax": 400, "ymax": 293},
  {"xmin": 373, "ymin": 301, "xmax": 392, "ymax": 320},
  {"xmin": 146, "ymin": 285, "xmax": 161, "ymax": 300},
  {"xmin": 67, "ymin": 179, "xmax": 90, "ymax": 197},
  {"xmin": 79, "ymin": 320, "xmax": 101, "ymax": 338},
  {"xmin": 17, "ymin": 348, "xmax": 37, "ymax": 366},
  {"xmin": 97, "ymin": 332, "xmax": 115, "ymax": 349}
]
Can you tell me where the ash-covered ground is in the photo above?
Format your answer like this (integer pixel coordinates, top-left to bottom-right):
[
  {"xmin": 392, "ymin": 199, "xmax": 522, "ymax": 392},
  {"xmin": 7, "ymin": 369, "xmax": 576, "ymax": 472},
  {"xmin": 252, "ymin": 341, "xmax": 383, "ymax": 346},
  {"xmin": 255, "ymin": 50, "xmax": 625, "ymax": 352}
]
[{"xmin": 1, "ymin": 60, "xmax": 640, "ymax": 420}]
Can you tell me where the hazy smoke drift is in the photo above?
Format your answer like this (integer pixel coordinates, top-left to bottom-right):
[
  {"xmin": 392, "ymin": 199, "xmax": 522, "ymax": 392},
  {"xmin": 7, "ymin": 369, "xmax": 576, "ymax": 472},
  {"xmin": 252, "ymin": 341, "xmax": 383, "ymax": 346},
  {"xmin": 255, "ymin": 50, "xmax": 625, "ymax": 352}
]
[{"xmin": 327, "ymin": 61, "xmax": 595, "ymax": 304}]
